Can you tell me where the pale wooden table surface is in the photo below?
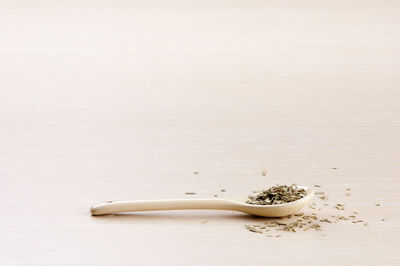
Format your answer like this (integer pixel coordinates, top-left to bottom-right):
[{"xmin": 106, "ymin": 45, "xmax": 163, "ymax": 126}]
[{"xmin": 1, "ymin": 1, "xmax": 400, "ymax": 265}]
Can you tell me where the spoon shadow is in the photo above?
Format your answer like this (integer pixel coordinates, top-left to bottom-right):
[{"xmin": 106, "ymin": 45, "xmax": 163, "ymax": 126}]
[{"xmin": 89, "ymin": 210, "xmax": 283, "ymax": 224}]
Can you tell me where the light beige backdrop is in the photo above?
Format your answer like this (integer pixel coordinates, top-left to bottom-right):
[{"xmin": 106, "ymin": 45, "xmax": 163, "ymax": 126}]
[{"xmin": 1, "ymin": 0, "xmax": 399, "ymax": 265}]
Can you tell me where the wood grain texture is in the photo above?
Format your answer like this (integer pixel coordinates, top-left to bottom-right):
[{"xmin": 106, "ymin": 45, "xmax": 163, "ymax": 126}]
[{"xmin": 1, "ymin": 0, "xmax": 399, "ymax": 265}]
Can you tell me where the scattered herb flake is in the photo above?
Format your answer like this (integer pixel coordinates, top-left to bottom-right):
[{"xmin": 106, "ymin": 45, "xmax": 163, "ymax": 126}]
[
  {"xmin": 335, "ymin": 204, "xmax": 345, "ymax": 210},
  {"xmin": 319, "ymin": 195, "xmax": 329, "ymax": 200},
  {"xmin": 261, "ymin": 170, "xmax": 267, "ymax": 176}
]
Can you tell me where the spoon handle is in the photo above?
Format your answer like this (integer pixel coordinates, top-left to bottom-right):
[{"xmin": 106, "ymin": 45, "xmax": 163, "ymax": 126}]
[{"xmin": 90, "ymin": 198, "xmax": 237, "ymax": 215}]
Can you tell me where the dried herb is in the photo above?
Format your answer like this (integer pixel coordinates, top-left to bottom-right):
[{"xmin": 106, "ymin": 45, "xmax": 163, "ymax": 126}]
[
  {"xmin": 243, "ymin": 183, "xmax": 374, "ymax": 237},
  {"xmin": 319, "ymin": 195, "xmax": 329, "ymax": 200},
  {"xmin": 185, "ymin": 192, "xmax": 196, "ymax": 195},
  {"xmin": 247, "ymin": 185, "xmax": 307, "ymax": 205},
  {"xmin": 335, "ymin": 203, "xmax": 345, "ymax": 210},
  {"xmin": 336, "ymin": 215, "xmax": 349, "ymax": 221},
  {"xmin": 304, "ymin": 224, "xmax": 321, "ymax": 231},
  {"xmin": 244, "ymin": 225, "xmax": 262, "ymax": 233},
  {"xmin": 281, "ymin": 222, "xmax": 299, "ymax": 232},
  {"xmin": 265, "ymin": 223, "xmax": 277, "ymax": 227},
  {"xmin": 261, "ymin": 170, "xmax": 267, "ymax": 176},
  {"xmin": 303, "ymin": 215, "xmax": 317, "ymax": 220}
]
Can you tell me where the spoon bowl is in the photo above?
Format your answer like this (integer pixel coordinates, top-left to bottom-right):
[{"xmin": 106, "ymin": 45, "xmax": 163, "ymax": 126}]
[{"xmin": 91, "ymin": 186, "xmax": 314, "ymax": 217}]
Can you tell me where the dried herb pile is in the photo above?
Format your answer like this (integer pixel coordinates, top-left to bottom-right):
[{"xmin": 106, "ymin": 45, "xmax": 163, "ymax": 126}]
[
  {"xmin": 188, "ymin": 169, "xmax": 382, "ymax": 237},
  {"xmin": 247, "ymin": 184, "xmax": 307, "ymax": 205},
  {"xmin": 244, "ymin": 184, "xmax": 377, "ymax": 237}
]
